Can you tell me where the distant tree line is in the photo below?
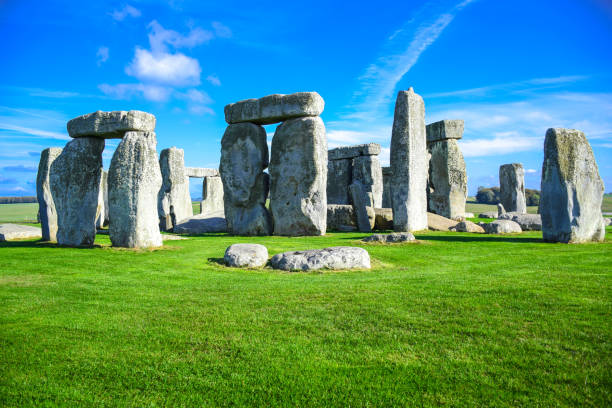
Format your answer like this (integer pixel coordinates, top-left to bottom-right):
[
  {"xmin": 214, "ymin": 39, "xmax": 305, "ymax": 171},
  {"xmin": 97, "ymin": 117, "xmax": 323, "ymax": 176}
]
[
  {"xmin": 0, "ymin": 196, "xmax": 37, "ymax": 204},
  {"xmin": 476, "ymin": 187, "xmax": 540, "ymax": 206}
]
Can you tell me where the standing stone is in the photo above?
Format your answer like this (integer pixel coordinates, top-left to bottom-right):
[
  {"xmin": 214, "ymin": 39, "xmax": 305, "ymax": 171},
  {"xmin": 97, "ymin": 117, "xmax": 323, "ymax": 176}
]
[
  {"xmin": 200, "ymin": 176, "xmax": 225, "ymax": 215},
  {"xmin": 352, "ymin": 155, "xmax": 383, "ymax": 208},
  {"xmin": 541, "ymin": 128, "xmax": 605, "ymax": 243},
  {"xmin": 426, "ymin": 120, "xmax": 467, "ymax": 220},
  {"xmin": 158, "ymin": 148, "xmax": 193, "ymax": 230},
  {"xmin": 109, "ymin": 131, "xmax": 163, "ymax": 248},
  {"xmin": 349, "ymin": 182, "xmax": 373, "ymax": 233},
  {"xmin": 270, "ymin": 117, "xmax": 327, "ymax": 236},
  {"xmin": 499, "ymin": 163, "xmax": 527, "ymax": 213},
  {"xmin": 327, "ymin": 159, "xmax": 352, "ymax": 205},
  {"xmin": 36, "ymin": 147, "xmax": 62, "ymax": 241},
  {"xmin": 382, "ymin": 167, "xmax": 393, "ymax": 208},
  {"xmin": 390, "ymin": 88, "xmax": 428, "ymax": 232},
  {"xmin": 50, "ymin": 137, "xmax": 105, "ymax": 246},
  {"xmin": 220, "ymin": 123, "xmax": 272, "ymax": 235},
  {"xmin": 95, "ymin": 170, "xmax": 108, "ymax": 229}
]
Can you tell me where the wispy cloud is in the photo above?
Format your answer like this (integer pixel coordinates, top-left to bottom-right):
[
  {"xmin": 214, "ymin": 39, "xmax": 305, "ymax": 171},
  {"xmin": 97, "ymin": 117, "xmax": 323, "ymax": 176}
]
[
  {"xmin": 0, "ymin": 123, "xmax": 69, "ymax": 140},
  {"xmin": 206, "ymin": 74, "xmax": 221, "ymax": 86},
  {"xmin": 110, "ymin": 4, "xmax": 141, "ymax": 21},
  {"xmin": 96, "ymin": 46, "xmax": 109, "ymax": 66}
]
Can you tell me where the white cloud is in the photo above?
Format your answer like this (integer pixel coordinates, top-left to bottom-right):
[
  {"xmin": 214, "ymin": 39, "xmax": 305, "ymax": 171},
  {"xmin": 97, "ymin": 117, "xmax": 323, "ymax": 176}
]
[
  {"xmin": 212, "ymin": 22, "xmax": 232, "ymax": 38},
  {"xmin": 148, "ymin": 20, "xmax": 213, "ymax": 53},
  {"xmin": 525, "ymin": 169, "xmax": 537, "ymax": 173},
  {"xmin": 98, "ymin": 83, "xmax": 173, "ymax": 102},
  {"xmin": 126, "ymin": 48, "xmax": 201, "ymax": 86},
  {"xmin": 96, "ymin": 46, "xmax": 109, "ymax": 66},
  {"xmin": 206, "ymin": 74, "xmax": 221, "ymax": 86},
  {"xmin": 459, "ymin": 134, "xmax": 541, "ymax": 157},
  {"xmin": 110, "ymin": 5, "xmax": 141, "ymax": 21}
]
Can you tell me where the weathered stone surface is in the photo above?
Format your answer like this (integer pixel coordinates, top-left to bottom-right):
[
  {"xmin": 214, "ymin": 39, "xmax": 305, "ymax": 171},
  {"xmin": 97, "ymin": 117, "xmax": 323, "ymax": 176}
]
[
  {"xmin": 108, "ymin": 131, "xmax": 163, "ymax": 248},
  {"xmin": 541, "ymin": 128, "xmax": 605, "ymax": 243},
  {"xmin": 484, "ymin": 219, "xmax": 522, "ymax": 234},
  {"xmin": 328, "ymin": 143, "xmax": 381, "ymax": 160},
  {"xmin": 499, "ymin": 163, "xmax": 527, "ymax": 213},
  {"xmin": 327, "ymin": 158, "xmax": 352, "ymax": 205},
  {"xmin": 451, "ymin": 220, "xmax": 485, "ymax": 233},
  {"xmin": 200, "ymin": 176, "xmax": 224, "ymax": 215},
  {"xmin": 382, "ymin": 166, "xmax": 393, "ymax": 208},
  {"xmin": 270, "ymin": 246, "xmax": 370, "ymax": 271},
  {"xmin": 427, "ymin": 138, "xmax": 467, "ymax": 219},
  {"xmin": 50, "ymin": 137, "xmax": 104, "ymax": 246},
  {"xmin": 352, "ymin": 155, "xmax": 383, "ymax": 208},
  {"xmin": 95, "ymin": 170, "xmax": 108, "ymax": 229},
  {"xmin": 427, "ymin": 212, "xmax": 459, "ymax": 231},
  {"xmin": 0, "ymin": 224, "xmax": 42, "ymax": 241},
  {"xmin": 270, "ymin": 117, "xmax": 327, "ymax": 236},
  {"xmin": 158, "ymin": 147, "xmax": 193, "ymax": 231},
  {"xmin": 67, "ymin": 110, "xmax": 155, "ymax": 139},
  {"xmin": 220, "ymin": 123, "xmax": 272, "ymax": 236},
  {"xmin": 185, "ymin": 167, "xmax": 219, "ymax": 178},
  {"xmin": 172, "ymin": 212, "xmax": 227, "ymax": 234},
  {"xmin": 36, "ymin": 147, "xmax": 62, "ymax": 241},
  {"xmin": 224, "ymin": 243, "xmax": 268, "ymax": 268},
  {"xmin": 498, "ymin": 212, "xmax": 542, "ymax": 231},
  {"xmin": 349, "ymin": 182, "xmax": 373, "ymax": 233},
  {"xmin": 479, "ymin": 211, "xmax": 498, "ymax": 219},
  {"xmin": 224, "ymin": 92, "xmax": 324, "ymax": 125},
  {"xmin": 391, "ymin": 88, "xmax": 428, "ymax": 232},
  {"xmin": 362, "ymin": 232, "xmax": 415, "ymax": 243},
  {"xmin": 497, "ymin": 203, "xmax": 506, "ymax": 216},
  {"xmin": 327, "ymin": 204, "xmax": 357, "ymax": 232},
  {"xmin": 426, "ymin": 120, "xmax": 464, "ymax": 143},
  {"xmin": 374, "ymin": 208, "xmax": 393, "ymax": 230}
]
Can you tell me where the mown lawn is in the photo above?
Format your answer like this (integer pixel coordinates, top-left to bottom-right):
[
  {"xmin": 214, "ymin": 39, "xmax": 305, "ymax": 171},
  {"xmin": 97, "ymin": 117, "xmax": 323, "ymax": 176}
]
[
  {"xmin": 0, "ymin": 203, "xmax": 38, "ymax": 223},
  {"xmin": 1, "ymin": 225, "xmax": 611, "ymax": 406}
]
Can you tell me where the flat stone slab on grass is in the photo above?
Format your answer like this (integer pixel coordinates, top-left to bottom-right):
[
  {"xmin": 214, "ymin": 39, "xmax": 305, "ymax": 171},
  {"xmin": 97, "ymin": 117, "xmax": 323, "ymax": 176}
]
[
  {"xmin": 427, "ymin": 212, "xmax": 458, "ymax": 231},
  {"xmin": 270, "ymin": 246, "xmax": 370, "ymax": 271},
  {"xmin": 451, "ymin": 220, "xmax": 485, "ymax": 233},
  {"xmin": 498, "ymin": 213, "xmax": 542, "ymax": 231},
  {"xmin": 67, "ymin": 110, "xmax": 156, "ymax": 139},
  {"xmin": 479, "ymin": 211, "xmax": 498, "ymax": 219},
  {"xmin": 224, "ymin": 244, "xmax": 268, "ymax": 268},
  {"xmin": 0, "ymin": 224, "xmax": 42, "ymax": 241},
  {"xmin": 328, "ymin": 143, "xmax": 381, "ymax": 160},
  {"xmin": 483, "ymin": 219, "xmax": 522, "ymax": 234},
  {"xmin": 172, "ymin": 212, "xmax": 227, "ymax": 234},
  {"xmin": 224, "ymin": 92, "xmax": 324, "ymax": 125},
  {"xmin": 362, "ymin": 232, "xmax": 415, "ymax": 243}
]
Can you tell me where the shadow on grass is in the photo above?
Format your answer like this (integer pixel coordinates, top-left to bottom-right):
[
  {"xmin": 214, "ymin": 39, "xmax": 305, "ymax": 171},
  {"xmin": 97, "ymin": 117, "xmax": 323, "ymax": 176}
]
[
  {"xmin": 415, "ymin": 234, "xmax": 543, "ymax": 244},
  {"xmin": 207, "ymin": 257, "xmax": 225, "ymax": 266},
  {"xmin": 0, "ymin": 240, "xmax": 104, "ymax": 249}
]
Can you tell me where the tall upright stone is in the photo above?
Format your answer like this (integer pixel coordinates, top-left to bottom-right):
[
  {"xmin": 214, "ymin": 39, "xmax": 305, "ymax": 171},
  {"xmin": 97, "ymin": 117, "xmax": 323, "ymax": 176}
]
[
  {"xmin": 426, "ymin": 120, "xmax": 467, "ymax": 219},
  {"xmin": 540, "ymin": 128, "xmax": 605, "ymax": 243},
  {"xmin": 390, "ymin": 88, "xmax": 428, "ymax": 232},
  {"xmin": 499, "ymin": 163, "xmax": 527, "ymax": 214},
  {"xmin": 270, "ymin": 117, "xmax": 327, "ymax": 236},
  {"xmin": 220, "ymin": 123, "xmax": 272, "ymax": 235},
  {"xmin": 50, "ymin": 137, "xmax": 105, "ymax": 246},
  {"xmin": 200, "ymin": 176, "xmax": 225, "ymax": 215},
  {"xmin": 109, "ymin": 131, "xmax": 163, "ymax": 248},
  {"xmin": 352, "ymin": 155, "xmax": 383, "ymax": 208},
  {"xmin": 158, "ymin": 147, "xmax": 193, "ymax": 230},
  {"xmin": 327, "ymin": 159, "xmax": 352, "ymax": 205},
  {"xmin": 36, "ymin": 147, "xmax": 62, "ymax": 241},
  {"xmin": 382, "ymin": 167, "xmax": 393, "ymax": 208}
]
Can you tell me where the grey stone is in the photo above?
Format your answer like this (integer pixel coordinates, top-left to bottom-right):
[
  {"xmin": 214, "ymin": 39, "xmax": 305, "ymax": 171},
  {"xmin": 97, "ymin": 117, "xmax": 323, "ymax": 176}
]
[
  {"xmin": 450, "ymin": 220, "xmax": 485, "ymax": 233},
  {"xmin": 499, "ymin": 163, "xmax": 527, "ymax": 213},
  {"xmin": 498, "ymin": 212, "xmax": 542, "ymax": 231},
  {"xmin": 36, "ymin": 147, "xmax": 62, "ymax": 241},
  {"xmin": 158, "ymin": 147, "xmax": 193, "ymax": 231},
  {"xmin": 391, "ymin": 88, "xmax": 428, "ymax": 232},
  {"xmin": 327, "ymin": 158, "xmax": 352, "ymax": 205},
  {"xmin": 427, "ymin": 138, "xmax": 467, "ymax": 219},
  {"xmin": 224, "ymin": 92, "xmax": 324, "ymax": 125},
  {"xmin": 374, "ymin": 208, "xmax": 394, "ymax": 230},
  {"xmin": 382, "ymin": 167, "xmax": 393, "ymax": 208},
  {"xmin": 427, "ymin": 212, "xmax": 459, "ymax": 231},
  {"xmin": 349, "ymin": 182, "xmax": 373, "ymax": 233},
  {"xmin": 497, "ymin": 203, "xmax": 506, "ymax": 216},
  {"xmin": 200, "ymin": 176, "xmax": 225, "ymax": 216},
  {"xmin": 270, "ymin": 246, "xmax": 370, "ymax": 271},
  {"xmin": 352, "ymin": 155, "xmax": 383, "ymax": 208},
  {"xmin": 484, "ymin": 219, "xmax": 522, "ymax": 234},
  {"xmin": 362, "ymin": 232, "xmax": 415, "ymax": 243},
  {"xmin": 426, "ymin": 120, "xmax": 464, "ymax": 143},
  {"xmin": 270, "ymin": 117, "xmax": 327, "ymax": 236},
  {"xmin": 50, "ymin": 137, "xmax": 105, "ymax": 246},
  {"xmin": 328, "ymin": 143, "xmax": 381, "ymax": 160},
  {"xmin": 108, "ymin": 131, "xmax": 163, "ymax": 248},
  {"xmin": 172, "ymin": 212, "xmax": 227, "ymax": 234},
  {"xmin": 541, "ymin": 128, "xmax": 605, "ymax": 243},
  {"xmin": 67, "ymin": 110, "xmax": 155, "ymax": 139},
  {"xmin": 327, "ymin": 204, "xmax": 357, "ymax": 232},
  {"xmin": 185, "ymin": 167, "xmax": 219, "ymax": 178},
  {"xmin": 0, "ymin": 224, "xmax": 42, "ymax": 241},
  {"xmin": 224, "ymin": 243, "xmax": 269, "ymax": 268},
  {"xmin": 220, "ymin": 123, "xmax": 272, "ymax": 236},
  {"xmin": 95, "ymin": 170, "xmax": 108, "ymax": 229},
  {"xmin": 479, "ymin": 211, "xmax": 498, "ymax": 219}
]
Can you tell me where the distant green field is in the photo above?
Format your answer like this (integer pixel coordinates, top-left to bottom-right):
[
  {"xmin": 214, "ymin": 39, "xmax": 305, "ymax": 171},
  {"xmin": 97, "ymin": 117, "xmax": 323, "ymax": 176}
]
[
  {"xmin": 0, "ymin": 203, "xmax": 38, "ymax": 223},
  {"xmin": 603, "ymin": 194, "xmax": 612, "ymax": 213},
  {"xmin": 465, "ymin": 199, "xmax": 539, "ymax": 215}
]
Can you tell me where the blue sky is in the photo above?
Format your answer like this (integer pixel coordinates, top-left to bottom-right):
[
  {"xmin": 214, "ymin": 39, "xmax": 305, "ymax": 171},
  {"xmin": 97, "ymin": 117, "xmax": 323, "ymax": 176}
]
[{"xmin": 1, "ymin": 0, "xmax": 611, "ymax": 198}]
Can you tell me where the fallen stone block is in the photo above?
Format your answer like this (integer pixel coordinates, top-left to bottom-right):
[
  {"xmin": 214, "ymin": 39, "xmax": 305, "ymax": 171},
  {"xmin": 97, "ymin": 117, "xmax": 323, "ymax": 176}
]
[
  {"xmin": 224, "ymin": 243, "xmax": 268, "ymax": 268},
  {"xmin": 0, "ymin": 224, "xmax": 42, "ymax": 241},
  {"xmin": 362, "ymin": 232, "xmax": 415, "ymax": 243},
  {"xmin": 483, "ymin": 219, "xmax": 522, "ymax": 234},
  {"xmin": 172, "ymin": 212, "xmax": 227, "ymax": 234},
  {"xmin": 450, "ymin": 221, "xmax": 485, "ymax": 233},
  {"xmin": 427, "ymin": 212, "xmax": 458, "ymax": 231},
  {"xmin": 270, "ymin": 246, "xmax": 371, "ymax": 271},
  {"xmin": 498, "ymin": 212, "xmax": 542, "ymax": 231}
]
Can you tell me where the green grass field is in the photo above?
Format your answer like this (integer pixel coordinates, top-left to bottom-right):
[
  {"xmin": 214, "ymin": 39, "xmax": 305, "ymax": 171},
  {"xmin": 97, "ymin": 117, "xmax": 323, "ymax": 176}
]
[
  {"xmin": 0, "ymin": 203, "xmax": 38, "ymax": 223},
  {"xmin": 1, "ymin": 203, "xmax": 611, "ymax": 406}
]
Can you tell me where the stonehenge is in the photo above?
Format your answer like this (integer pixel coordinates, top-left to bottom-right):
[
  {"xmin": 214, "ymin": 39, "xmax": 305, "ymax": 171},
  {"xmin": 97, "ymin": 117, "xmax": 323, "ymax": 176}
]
[
  {"xmin": 158, "ymin": 147, "xmax": 193, "ymax": 231},
  {"xmin": 499, "ymin": 163, "xmax": 527, "ymax": 213},
  {"xmin": 382, "ymin": 167, "xmax": 393, "ymax": 208},
  {"xmin": 225, "ymin": 92, "xmax": 324, "ymax": 125},
  {"xmin": 540, "ymin": 128, "xmax": 605, "ymax": 243},
  {"xmin": 184, "ymin": 168, "xmax": 223, "ymax": 216},
  {"xmin": 426, "ymin": 120, "xmax": 467, "ymax": 220},
  {"xmin": 390, "ymin": 88, "xmax": 428, "ymax": 232},
  {"xmin": 36, "ymin": 147, "xmax": 62, "ymax": 241},
  {"xmin": 67, "ymin": 110, "xmax": 156, "ymax": 139}
]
